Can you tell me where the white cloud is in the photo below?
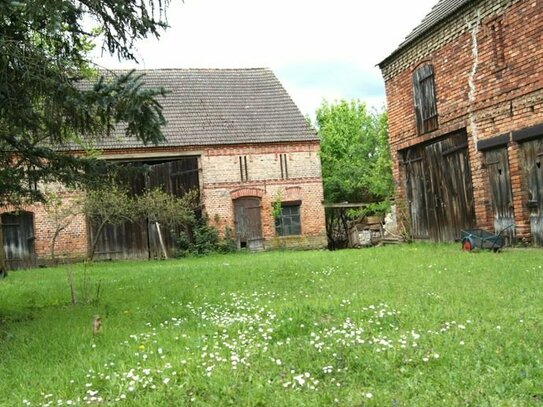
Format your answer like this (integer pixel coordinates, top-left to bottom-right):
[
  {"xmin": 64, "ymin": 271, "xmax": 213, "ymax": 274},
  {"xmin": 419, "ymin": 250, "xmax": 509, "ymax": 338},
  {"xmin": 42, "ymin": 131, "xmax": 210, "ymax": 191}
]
[{"xmin": 91, "ymin": 0, "xmax": 437, "ymax": 115}]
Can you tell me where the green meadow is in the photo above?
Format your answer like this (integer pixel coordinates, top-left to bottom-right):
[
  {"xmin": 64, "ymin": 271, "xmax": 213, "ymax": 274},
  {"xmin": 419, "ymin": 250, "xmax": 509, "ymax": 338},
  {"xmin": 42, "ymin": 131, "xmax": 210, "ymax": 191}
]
[{"xmin": 1, "ymin": 244, "xmax": 542, "ymax": 406}]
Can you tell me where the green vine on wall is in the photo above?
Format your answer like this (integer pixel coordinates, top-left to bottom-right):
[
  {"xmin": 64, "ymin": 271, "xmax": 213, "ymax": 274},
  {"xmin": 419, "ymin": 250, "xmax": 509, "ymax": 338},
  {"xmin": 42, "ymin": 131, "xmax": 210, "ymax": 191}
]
[{"xmin": 272, "ymin": 191, "xmax": 282, "ymax": 219}]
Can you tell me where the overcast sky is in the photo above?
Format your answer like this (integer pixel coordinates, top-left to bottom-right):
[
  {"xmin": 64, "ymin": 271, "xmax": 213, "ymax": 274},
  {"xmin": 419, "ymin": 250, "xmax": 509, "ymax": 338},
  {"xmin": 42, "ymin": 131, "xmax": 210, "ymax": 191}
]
[{"xmin": 91, "ymin": 0, "xmax": 437, "ymax": 117}]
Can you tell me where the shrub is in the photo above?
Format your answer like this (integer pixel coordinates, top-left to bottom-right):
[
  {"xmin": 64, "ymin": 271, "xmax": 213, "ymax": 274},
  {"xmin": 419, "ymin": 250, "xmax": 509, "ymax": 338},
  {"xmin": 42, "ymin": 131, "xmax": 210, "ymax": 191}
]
[
  {"xmin": 177, "ymin": 219, "xmax": 237, "ymax": 256},
  {"xmin": 219, "ymin": 226, "xmax": 238, "ymax": 254}
]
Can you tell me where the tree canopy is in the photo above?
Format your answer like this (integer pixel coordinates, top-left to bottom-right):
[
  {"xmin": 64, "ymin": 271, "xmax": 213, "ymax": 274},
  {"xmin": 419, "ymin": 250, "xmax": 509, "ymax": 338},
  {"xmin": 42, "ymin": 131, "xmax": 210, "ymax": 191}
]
[
  {"xmin": 0, "ymin": 0, "xmax": 174, "ymax": 275},
  {"xmin": 0, "ymin": 0, "xmax": 173, "ymax": 206},
  {"xmin": 316, "ymin": 99, "xmax": 393, "ymax": 205}
]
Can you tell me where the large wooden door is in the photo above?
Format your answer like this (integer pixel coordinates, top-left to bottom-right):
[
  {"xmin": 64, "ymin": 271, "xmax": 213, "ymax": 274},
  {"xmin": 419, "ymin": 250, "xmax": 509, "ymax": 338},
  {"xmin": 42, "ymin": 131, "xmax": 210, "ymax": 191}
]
[
  {"xmin": 483, "ymin": 147, "xmax": 515, "ymax": 244},
  {"xmin": 89, "ymin": 169, "xmax": 149, "ymax": 260},
  {"xmin": 234, "ymin": 198, "xmax": 262, "ymax": 248},
  {"xmin": 440, "ymin": 135, "xmax": 476, "ymax": 241},
  {"xmin": 403, "ymin": 153, "xmax": 431, "ymax": 239},
  {"xmin": 146, "ymin": 157, "xmax": 199, "ymax": 258},
  {"xmin": 89, "ymin": 218, "xmax": 149, "ymax": 260},
  {"xmin": 402, "ymin": 131, "xmax": 475, "ymax": 241},
  {"xmin": 1, "ymin": 211, "xmax": 36, "ymax": 269},
  {"xmin": 519, "ymin": 138, "xmax": 543, "ymax": 246},
  {"xmin": 90, "ymin": 157, "xmax": 200, "ymax": 260}
]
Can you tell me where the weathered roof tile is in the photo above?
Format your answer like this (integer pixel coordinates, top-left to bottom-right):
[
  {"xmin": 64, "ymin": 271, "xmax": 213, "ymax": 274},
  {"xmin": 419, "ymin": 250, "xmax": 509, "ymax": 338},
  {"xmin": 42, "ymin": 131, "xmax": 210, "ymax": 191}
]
[
  {"xmin": 379, "ymin": 0, "xmax": 473, "ymax": 66},
  {"xmin": 86, "ymin": 68, "xmax": 316, "ymax": 149}
]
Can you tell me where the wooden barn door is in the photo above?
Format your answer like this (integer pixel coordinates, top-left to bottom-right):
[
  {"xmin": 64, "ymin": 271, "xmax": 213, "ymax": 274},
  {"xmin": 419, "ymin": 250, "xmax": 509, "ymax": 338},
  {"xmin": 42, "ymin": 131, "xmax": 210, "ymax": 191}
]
[
  {"xmin": 402, "ymin": 131, "xmax": 475, "ymax": 241},
  {"xmin": 89, "ymin": 157, "xmax": 200, "ymax": 260},
  {"xmin": 234, "ymin": 198, "xmax": 262, "ymax": 249},
  {"xmin": 483, "ymin": 148, "xmax": 515, "ymax": 244},
  {"xmin": 403, "ymin": 152, "xmax": 431, "ymax": 239},
  {"xmin": 519, "ymin": 138, "xmax": 543, "ymax": 246},
  {"xmin": 146, "ymin": 157, "xmax": 199, "ymax": 258},
  {"xmin": 89, "ymin": 218, "xmax": 149, "ymax": 260},
  {"xmin": 89, "ymin": 170, "xmax": 149, "ymax": 260},
  {"xmin": 1, "ymin": 211, "xmax": 36, "ymax": 269},
  {"xmin": 438, "ymin": 134, "xmax": 476, "ymax": 241}
]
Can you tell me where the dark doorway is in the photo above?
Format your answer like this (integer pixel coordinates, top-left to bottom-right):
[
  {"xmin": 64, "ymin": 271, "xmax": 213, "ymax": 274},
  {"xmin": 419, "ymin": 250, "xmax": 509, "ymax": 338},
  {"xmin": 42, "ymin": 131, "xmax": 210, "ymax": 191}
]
[
  {"xmin": 1, "ymin": 211, "xmax": 36, "ymax": 269},
  {"xmin": 483, "ymin": 147, "xmax": 515, "ymax": 244},
  {"xmin": 519, "ymin": 137, "xmax": 543, "ymax": 246},
  {"xmin": 234, "ymin": 197, "xmax": 263, "ymax": 249},
  {"xmin": 402, "ymin": 130, "xmax": 476, "ymax": 241}
]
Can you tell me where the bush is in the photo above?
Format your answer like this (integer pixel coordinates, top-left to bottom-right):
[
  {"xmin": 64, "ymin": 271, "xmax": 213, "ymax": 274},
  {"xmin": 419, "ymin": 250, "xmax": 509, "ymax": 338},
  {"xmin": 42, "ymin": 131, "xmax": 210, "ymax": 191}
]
[
  {"xmin": 219, "ymin": 226, "xmax": 237, "ymax": 253},
  {"xmin": 177, "ymin": 220, "xmax": 237, "ymax": 256}
]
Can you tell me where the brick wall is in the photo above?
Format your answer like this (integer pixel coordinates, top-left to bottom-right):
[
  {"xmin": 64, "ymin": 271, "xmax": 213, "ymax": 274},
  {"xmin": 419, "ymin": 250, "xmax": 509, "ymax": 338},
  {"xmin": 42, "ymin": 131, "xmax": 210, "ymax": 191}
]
[
  {"xmin": 201, "ymin": 141, "xmax": 327, "ymax": 248},
  {"xmin": 1, "ymin": 190, "xmax": 88, "ymax": 262},
  {"xmin": 381, "ymin": 0, "xmax": 543, "ymax": 241},
  {"xmin": 34, "ymin": 193, "xmax": 88, "ymax": 260},
  {"xmin": 1, "ymin": 140, "xmax": 327, "ymax": 265}
]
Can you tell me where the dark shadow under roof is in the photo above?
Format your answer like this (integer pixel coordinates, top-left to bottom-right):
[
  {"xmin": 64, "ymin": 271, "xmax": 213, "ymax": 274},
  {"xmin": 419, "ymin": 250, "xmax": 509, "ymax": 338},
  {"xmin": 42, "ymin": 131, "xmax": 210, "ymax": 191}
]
[
  {"xmin": 379, "ymin": 0, "xmax": 473, "ymax": 67},
  {"xmin": 82, "ymin": 68, "xmax": 317, "ymax": 150}
]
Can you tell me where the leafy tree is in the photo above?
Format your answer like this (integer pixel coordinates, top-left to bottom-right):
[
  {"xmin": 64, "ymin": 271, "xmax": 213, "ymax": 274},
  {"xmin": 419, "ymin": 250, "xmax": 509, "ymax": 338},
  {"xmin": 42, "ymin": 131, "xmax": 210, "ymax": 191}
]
[
  {"xmin": 82, "ymin": 183, "xmax": 137, "ymax": 261},
  {"xmin": 136, "ymin": 188, "xmax": 199, "ymax": 259},
  {"xmin": 0, "ymin": 0, "xmax": 174, "ymax": 275},
  {"xmin": 316, "ymin": 99, "xmax": 393, "ymax": 205},
  {"xmin": 136, "ymin": 188, "xmax": 198, "ymax": 229},
  {"xmin": 316, "ymin": 100, "xmax": 394, "ymax": 248}
]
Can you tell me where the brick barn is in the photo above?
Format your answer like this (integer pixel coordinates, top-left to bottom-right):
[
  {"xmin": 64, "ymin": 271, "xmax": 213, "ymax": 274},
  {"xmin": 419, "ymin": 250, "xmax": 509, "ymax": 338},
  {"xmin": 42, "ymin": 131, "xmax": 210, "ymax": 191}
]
[
  {"xmin": 378, "ymin": 0, "xmax": 543, "ymax": 245},
  {"xmin": 1, "ymin": 68, "xmax": 327, "ymax": 267}
]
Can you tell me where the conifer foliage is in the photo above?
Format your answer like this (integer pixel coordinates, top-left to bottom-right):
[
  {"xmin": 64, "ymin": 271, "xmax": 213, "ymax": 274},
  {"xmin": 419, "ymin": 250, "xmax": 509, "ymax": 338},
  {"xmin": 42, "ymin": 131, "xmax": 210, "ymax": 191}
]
[{"xmin": 0, "ymin": 0, "xmax": 174, "ymax": 275}]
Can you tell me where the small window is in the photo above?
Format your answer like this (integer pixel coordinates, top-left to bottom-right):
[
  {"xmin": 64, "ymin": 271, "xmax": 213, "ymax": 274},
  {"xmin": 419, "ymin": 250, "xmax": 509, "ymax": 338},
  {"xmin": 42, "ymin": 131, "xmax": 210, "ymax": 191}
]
[
  {"xmin": 279, "ymin": 153, "xmax": 289, "ymax": 179},
  {"xmin": 488, "ymin": 17, "xmax": 506, "ymax": 69},
  {"xmin": 275, "ymin": 202, "xmax": 301, "ymax": 236},
  {"xmin": 412, "ymin": 64, "xmax": 438, "ymax": 135},
  {"xmin": 239, "ymin": 155, "xmax": 248, "ymax": 181}
]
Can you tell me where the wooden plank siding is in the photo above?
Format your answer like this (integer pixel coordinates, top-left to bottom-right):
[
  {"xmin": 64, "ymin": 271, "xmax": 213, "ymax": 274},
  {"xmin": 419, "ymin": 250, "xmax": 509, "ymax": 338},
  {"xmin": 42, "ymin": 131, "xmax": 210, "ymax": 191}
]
[
  {"xmin": 1, "ymin": 211, "xmax": 36, "ymax": 269},
  {"xmin": 412, "ymin": 64, "xmax": 439, "ymax": 135},
  {"xmin": 90, "ymin": 157, "xmax": 200, "ymax": 260},
  {"xmin": 519, "ymin": 138, "xmax": 543, "ymax": 246},
  {"xmin": 482, "ymin": 148, "xmax": 516, "ymax": 244},
  {"xmin": 234, "ymin": 197, "xmax": 263, "ymax": 249},
  {"xmin": 146, "ymin": 158, "xmax": 200, "ymax": 258},
  {"xmin": 402, "ymin": 130, "xmax": 475, "ymax": 241}
]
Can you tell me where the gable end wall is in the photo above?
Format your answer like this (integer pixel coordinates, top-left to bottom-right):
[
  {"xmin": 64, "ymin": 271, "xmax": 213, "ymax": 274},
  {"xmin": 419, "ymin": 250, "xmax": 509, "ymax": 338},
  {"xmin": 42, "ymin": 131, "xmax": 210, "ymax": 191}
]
[
  {"xmin": 382, "ymin": 0, "xmax": 543, "ymax": 241},
  {"xmin": 201, "ymin": 141, "xmax": 326, "ymax": 249}
]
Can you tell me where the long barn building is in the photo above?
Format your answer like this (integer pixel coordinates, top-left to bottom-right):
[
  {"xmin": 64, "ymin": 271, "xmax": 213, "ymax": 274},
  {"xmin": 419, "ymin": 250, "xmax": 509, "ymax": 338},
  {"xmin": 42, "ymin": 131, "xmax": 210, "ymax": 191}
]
[{"xmin": 1, "ymin": 69, "xmax": 327, "ymax": 268}]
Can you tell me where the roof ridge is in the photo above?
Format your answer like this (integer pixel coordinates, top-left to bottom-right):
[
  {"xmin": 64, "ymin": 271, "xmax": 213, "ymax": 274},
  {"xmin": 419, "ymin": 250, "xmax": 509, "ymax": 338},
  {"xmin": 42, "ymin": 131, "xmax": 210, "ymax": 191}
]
[{"xmin": 100, "ymin": 67, "xmax": 273, "ymax": 72}]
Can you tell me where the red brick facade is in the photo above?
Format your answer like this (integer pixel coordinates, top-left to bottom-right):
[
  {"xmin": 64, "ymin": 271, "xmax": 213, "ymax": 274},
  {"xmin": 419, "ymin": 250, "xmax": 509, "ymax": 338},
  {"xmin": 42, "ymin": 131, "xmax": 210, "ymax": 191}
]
[
  {"xmin": 1, "ymin": 140, "xmax": 326, "ymax": 264},
  {"xmin": 201, "ymin": 142, "xmax": 326, "ymax": 249},
  {"xmin": 380, "ymin": 0, "xmax": 543, "ymax": 243},
  {"xmin": 1, "ymin": 192, "xmax": 88, "ymax": 262}
]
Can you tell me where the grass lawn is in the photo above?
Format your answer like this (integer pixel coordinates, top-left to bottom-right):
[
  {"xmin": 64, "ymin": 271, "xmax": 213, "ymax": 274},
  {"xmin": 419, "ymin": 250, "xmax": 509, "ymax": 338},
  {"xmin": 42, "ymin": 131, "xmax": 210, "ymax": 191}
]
[{"xmin": 1, "ymin": 244, "xmax": 542, "ymax": 406}]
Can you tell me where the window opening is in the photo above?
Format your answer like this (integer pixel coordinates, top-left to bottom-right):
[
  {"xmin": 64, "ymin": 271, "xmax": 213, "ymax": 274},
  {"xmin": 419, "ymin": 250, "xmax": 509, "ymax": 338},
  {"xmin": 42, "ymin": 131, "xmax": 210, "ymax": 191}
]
[
  {"xmin": 412, "ymin": 64, "xmax": 438, "ymax": 135},
  {"xmin": 239, "ymin": 155, "xmax": 248, "ymax": 181},
  {"xmin": 279, "ymin": 153, "xmax": 289, "ymax": 179},
  {"xmin": 275, "ymin": 202, "xmax": 301, "ymax": 236},
  {"xmin": 489, "ymin": 18, "xmax": 506, "ymax": 69}
]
